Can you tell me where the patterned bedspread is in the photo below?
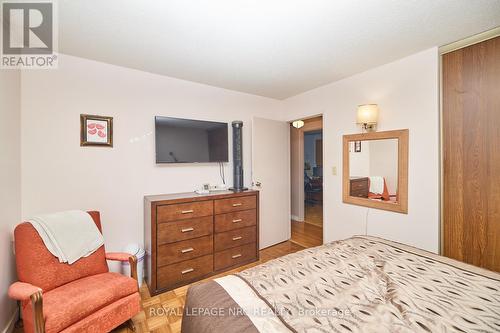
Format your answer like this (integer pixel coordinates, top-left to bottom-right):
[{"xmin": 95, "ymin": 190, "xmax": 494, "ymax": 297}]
[{"xmin": 236, "ymin": 236, "xmax": 500, "ymax": 333}]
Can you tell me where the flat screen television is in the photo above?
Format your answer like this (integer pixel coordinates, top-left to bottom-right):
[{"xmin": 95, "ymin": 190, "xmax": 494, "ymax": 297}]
[{"xmin": 155, "ymin": 116, "xmax": 229, "ymax": 163}]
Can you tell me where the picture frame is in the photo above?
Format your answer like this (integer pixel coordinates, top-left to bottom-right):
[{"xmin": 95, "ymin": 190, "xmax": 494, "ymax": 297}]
[
  {"xmin": 354, "ymin": 140, "xmax": 362, "ymax": 152},
  {"xmin": 80, "ymin": 114, "xmax": 113, "ymax": 147}
]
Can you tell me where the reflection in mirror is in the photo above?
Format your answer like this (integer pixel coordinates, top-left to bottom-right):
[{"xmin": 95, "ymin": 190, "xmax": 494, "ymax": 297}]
[
  {"xmin": 349, "ymin": 139, "xmax": 399, "ymax": 204},
  {"xmin": 343, "ymin": 129, "xmax": 408, "ymax": 214}
]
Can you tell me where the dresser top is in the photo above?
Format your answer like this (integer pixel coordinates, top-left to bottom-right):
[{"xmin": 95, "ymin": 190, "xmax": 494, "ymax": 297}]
[{"xmin": 145, "ymin": 189, "xmax": 259, "ymax": 204}]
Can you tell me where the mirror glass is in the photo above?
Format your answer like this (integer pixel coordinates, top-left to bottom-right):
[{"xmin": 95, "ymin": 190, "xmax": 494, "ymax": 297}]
[{"xmin": 348, "ymin": 138, "xmax": 399, "ymax": 204}]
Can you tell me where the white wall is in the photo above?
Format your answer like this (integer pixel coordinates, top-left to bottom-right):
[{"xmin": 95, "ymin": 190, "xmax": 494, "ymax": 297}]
[
  {"xmin": 349, "ymin": 142, "xmax": 370, "ymax": 177},
  {"xmin": 0, "ymin": 70, "xmax": 21, "ymax": 332},
  {"xmin": 369, "ymin": 139, "xmax": 398, "ymax": 194},
  {"xmin": 282, "ymin": 48, "xmax": 440, "ymax": 252},
  {"xmin": 20, "ymin": 54, "xmax": 282, "ymax": 254}
]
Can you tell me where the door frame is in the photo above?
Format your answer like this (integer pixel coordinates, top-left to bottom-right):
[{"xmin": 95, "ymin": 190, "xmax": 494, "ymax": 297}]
[{"xmin": 288, "ymin": 114, "xmax": 325, "ymax": 240}]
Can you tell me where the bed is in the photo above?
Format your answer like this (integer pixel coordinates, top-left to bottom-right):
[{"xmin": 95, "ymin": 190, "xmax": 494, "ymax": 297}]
[{"xmin": 181, "ymin": 236, "xmax": 500, "ymax": 333}]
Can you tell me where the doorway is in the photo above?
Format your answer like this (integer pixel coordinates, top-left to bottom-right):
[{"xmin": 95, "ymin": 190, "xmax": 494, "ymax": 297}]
[{"xmin": 289, "ymin": 116, "xmax": 323, "ymax": 248}]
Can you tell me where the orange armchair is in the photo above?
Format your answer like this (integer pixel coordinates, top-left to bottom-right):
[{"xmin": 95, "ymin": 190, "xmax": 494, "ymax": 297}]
[{"xmin": 8, "ymin": 211, "xmax": 141, "ymax": 333}]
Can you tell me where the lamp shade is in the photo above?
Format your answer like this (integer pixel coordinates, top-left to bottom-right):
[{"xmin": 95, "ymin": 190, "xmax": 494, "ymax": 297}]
[
  {"xmin": 357, "ymin": 104, "xmax": 379, "ymax": 124},
  {"xmin": 292, "ymin": 120, "xmax": 304, "ymax": 129}
]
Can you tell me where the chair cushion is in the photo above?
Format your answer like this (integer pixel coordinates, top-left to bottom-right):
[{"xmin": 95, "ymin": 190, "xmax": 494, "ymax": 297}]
[
  {"xmin": 62, "ymin": 293, "xmax": 141, "ymax": 333},
  {"xmin": 25, "ymin": 272, "xmax": 138, "ymax": 333},
  {"xmin": 14, "ymin": 211, "xmax": 109, "ymax": 292}
]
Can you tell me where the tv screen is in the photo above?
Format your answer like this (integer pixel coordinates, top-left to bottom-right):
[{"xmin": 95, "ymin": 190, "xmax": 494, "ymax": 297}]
[{"xmin": 155, "ymin": 117, "xmax": 229, "ymax": 163}]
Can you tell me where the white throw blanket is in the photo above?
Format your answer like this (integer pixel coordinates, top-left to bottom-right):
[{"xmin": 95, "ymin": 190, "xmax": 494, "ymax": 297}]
[
  {"xmin": 369, "ymin": 176, "xmax": 385, "ymax": 194},
  {"xmin": 28, "ymin": 210, "xmax": 104, "ymax": 264}
]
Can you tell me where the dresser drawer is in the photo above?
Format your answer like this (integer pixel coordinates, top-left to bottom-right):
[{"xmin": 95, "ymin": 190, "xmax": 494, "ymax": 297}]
[
  {"xmin": 215, "ymin": 209, "xmax": 256, "ymax": 233},
  {"xmin": 350, "ymin": 189, "xmax": 368, "ymax": 198},
  {"xmin": 157, "ymin": 255, "xmax": 213, "ymax": 290},
  {"xmin": 157, "ymin": 235, "xmax": 213, "ymax": 266},
  {"xmin": 214, "ymin": 226, "xmax": 256, "ymax": 252},
  {"xmin": 157, "ymin": 216, "xmax": 213, "ymax": 244},
  {"xmin": 157, "ymin": 201, "xmax": 213, "ymax": 223},
  {"xmin": 214, "ymin": 195, "xmax": 256, "ymax": 214},
  {"xmin": 214, "ymin": 243, "xmax": 257, "ymax": 271},
  {"xmin": 350, "ymin": 178, "xmax": 369, "ymax": 198},
  {"xmin": 351, "ymin": 180, "xmax": 368, "ymax": 190}
]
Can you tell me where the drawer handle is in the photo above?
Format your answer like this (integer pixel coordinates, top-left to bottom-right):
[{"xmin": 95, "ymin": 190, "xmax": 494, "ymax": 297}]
[
  {"xmin": 181, "ymin": 209, "xmax": 194, "ymax": 214},
  {"xmin": 232, "ymin": 219, "xmax": 242, "ymax": 223},
  {"xmin": 181, "ymin": 268, "xmax": 194, "ymax": 274},
  {"xmin": 232, "ymin": 236, "xmax": 243, "ymax": 241},
  {"xmin": 181, "ymin": 227, "xmax": 194, "ymax": 233},
  {"xmin": 181, "ymin": 247, "xmax": 194, "ymax": 254},
  {"xmin": 232, "ymin": 203, "xmax": 242, "ymax": 207},
  {"xmin": 232, "ymin": 254, "xmax": 242, "ymax": 259}
]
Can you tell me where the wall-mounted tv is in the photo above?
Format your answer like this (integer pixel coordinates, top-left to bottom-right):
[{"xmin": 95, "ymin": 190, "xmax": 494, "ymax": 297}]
[{"xmin": 155, "ymin": 116, "xmax": 229, "ymax": 163}]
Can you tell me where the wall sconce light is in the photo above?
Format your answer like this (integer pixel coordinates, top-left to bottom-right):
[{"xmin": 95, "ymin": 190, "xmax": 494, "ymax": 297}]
[
  {"xmin": 357, "ymin": 104, "xmax": 379, "ymax": 132},
  {"xmin": 292, "ymin": 120, "xmax": 305, "ymax": 129}
]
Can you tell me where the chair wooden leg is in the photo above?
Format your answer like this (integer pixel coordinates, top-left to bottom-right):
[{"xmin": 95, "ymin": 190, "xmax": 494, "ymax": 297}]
[
  {"xmin": 126, "ymin": 319, "xmax": 136, "ymax": 332},
  {"xmin": 129, "ymin": 255, "xmax": 138, "ymax": 284},
  {"xmin": 30, "ymin": 291, "xmax": 45, "ymax": 333}
]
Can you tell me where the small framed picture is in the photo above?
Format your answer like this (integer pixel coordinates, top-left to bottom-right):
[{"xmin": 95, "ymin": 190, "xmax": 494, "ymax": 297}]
[
  {"xmin": 80, "ymin": 114, "xmax": 113, "ymax": 147},
  {"xmin": 354, "ymin": 141, "xmax": 362, "ymax": 152}
]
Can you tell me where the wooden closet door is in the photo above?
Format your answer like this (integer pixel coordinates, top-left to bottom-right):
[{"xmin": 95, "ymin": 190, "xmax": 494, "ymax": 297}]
[{"xmin": 442, "ymin": 36, "xmax": 500, "ymax": 272}]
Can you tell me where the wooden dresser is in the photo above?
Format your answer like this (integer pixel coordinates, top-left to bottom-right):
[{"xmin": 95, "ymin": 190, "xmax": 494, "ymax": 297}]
[
  {"xmin": 144, "ymin": 190, "xmax": 259, "ymax": 295},
  {"xmin": 350, "ymin": 177, "xmax": 369, "ymax": 198}
]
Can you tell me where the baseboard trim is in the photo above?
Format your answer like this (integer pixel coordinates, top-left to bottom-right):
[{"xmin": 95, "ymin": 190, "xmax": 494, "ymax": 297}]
[
  {"xmin": 2, "ymin": 307, "xmax": 19, "ymax": 333},
  {"xmin": 291, "ymin": 215, "xmax": 304, "ymax": 222}
]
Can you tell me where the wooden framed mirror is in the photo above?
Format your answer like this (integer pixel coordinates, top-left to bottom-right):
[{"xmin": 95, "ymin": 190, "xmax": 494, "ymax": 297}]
[{"xmin": 343, "ymin": 129, "xmax": 408, "ymax": 213}]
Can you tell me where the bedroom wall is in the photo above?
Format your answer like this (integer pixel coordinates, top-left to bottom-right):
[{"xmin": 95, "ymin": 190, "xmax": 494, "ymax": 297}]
[
  {"xmin": 349, "ymin": 142, "xmax": 370, "ymax": 177},
  {"xmin": 20, "ymin": 54, "xmax": 282, "ymax": 254},
  {"xmin": 0, "ymin": 70, "xmax": 21, "ymax": 333},
  {"xmin": 282, "ymin": 47, "xmax": 440, "ymax": 252},
  {"xmin": 369, "ymin": 139, "xmax": 398, "ymax": 195},
  {"xmin": 18, "ymin": 46, "xmax": 439, "ymax": 277}
]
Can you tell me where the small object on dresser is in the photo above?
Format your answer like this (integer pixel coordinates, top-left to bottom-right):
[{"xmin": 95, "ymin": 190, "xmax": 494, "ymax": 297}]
[
  {"xmin": 195, "ymin": 184, "xmax": 210, "ymax": 194},
  {"xmin": 230, "ymin": 121, "xmax": 248, "ymax": 192}
]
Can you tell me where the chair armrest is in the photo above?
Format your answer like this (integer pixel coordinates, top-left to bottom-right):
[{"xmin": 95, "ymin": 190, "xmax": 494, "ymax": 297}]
[
  {"xmin": 8, "ymin": 282, "xmax": 42, "ymax": 301},
  {"xmin": 9, "ymin": 282, "xmax": 45, "ymax": 333},
  {"xmin": 106, "ymin": 252, "xmax": 133, "ymax": 262},
  {"xmin": 106, "ymin": 252, "xmax": 138, "ymax": 283}
]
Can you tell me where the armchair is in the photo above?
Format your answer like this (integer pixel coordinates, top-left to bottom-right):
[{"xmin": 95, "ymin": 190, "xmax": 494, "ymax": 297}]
[{"xmin": 8, "ymin": 211, "xmax": 141, "ymax": 333}]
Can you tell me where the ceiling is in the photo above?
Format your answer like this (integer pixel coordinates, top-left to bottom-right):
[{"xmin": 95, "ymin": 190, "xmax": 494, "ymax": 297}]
[{"xmin": 59, "ymin": 1, "xmax": 500, "ymax": 99}]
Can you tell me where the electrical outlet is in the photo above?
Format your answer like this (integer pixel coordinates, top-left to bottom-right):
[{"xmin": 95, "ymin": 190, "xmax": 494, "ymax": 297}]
[{"xmin": 332, "ymin": 166, "xmax": 337, "ymax": 175}]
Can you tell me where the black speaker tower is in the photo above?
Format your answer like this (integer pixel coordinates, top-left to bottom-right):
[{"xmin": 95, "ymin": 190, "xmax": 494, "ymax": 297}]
[{"xmin": 230, "ymin": 121, "xmax": 248, "ymax": 192}]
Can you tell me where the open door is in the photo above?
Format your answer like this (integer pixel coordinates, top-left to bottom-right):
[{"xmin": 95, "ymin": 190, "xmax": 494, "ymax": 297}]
[{"xmin": 252, "ymin": 117, "xmax": 290, "ymax": 249}]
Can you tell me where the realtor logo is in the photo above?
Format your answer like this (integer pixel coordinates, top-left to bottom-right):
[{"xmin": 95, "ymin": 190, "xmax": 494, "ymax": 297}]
[{"xmin": 1, "ymin": 1, "xmax": 57, "ymax": 68}]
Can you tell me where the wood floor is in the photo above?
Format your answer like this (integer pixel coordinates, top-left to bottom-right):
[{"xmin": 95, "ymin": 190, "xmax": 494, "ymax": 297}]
[
  {"xmin": 14, "ymin": 241, "xmax": 304, "ymax": 333},
  {"xmin": 290, "ymin": 220, "xmax": 322, "ymax": 248},
  {"xmin": 304, "ymin": 202, "xmax": 323, "ymax": 227},
  {"xmin": 290, "ymin": 202, "xmax": 323, "ymax": 248}
]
